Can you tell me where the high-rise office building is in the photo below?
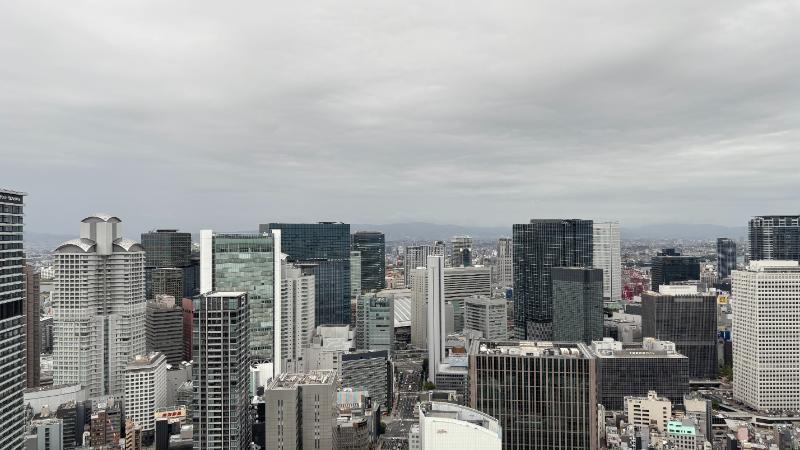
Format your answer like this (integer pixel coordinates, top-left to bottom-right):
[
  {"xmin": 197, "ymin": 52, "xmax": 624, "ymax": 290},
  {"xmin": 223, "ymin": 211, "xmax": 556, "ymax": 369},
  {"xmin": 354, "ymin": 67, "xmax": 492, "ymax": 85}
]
[
  {"xmin": 412, "ymin": 402, "xmax": 502, "ymax": 450},
  {"xmin": 591, "ymin": 338, "xmax": 689, "ymax": 410},
  {"xmin": 748, "ymin": 215, "xmax": 800, "ymax": 262},
  {"xmin": 355, "ymin": 293, "xmax": 393, "ymax": 352},
  {"xmin": 642, "ymin": 286, "xmax": 717, "ymax": 380},
  {"xmin": 496, "ymin": 238, "xmax": 513, "ymax": 288},
  {"xmin": 150, "ymin": 268, "xmax": 184, "ymax": 304},
  {"xmin": 404, "ymin": 244, "xmax": 445, "ymax": 287},
  {"xmin": 0, "ymin": 188, "xmax": 26, "ymax": 449},
  {"xmin": 593, "ymin": 221, "xmax": 621, "ymax": 301},
  {"xmin": 427, "ymin": 256, "xmax": 445, "ymax": 382},
  {"xmin": 552, "ymin": 267, "xmax": 604, "ymax": 344},
  {"xmin": 200, "ymin": 230, "xmax": 280, "ymax": 366},
  {"xmin": 145, "ymin": 295, "xmax": 184, "ymax": 366},
  {"xmin": 181, "ymin": 298, "xmax": 193, "ymax": 363},
  {"xmin": 716, "ymin": 238, "xmax": 737, "ymax": 279},
  {"xmin": 280, "ymin": 262, "xmax": 316, "ymax": 374},
  {"xmin": 264, "ymin": 370, "xmax": 337, "ymax": 450},
  {"xmin": 650, "ymin": 249, "xmax": 700, "ymax": 292},
  {"xmin": 469, "ymin": 340, "xmax": 599, "ymax": 450},
  {"xmin": 24, "ymin": 263, "xmax": 41, "ymax": 388},
  {"xmin": 410, "ymin": 267, "xmax": 428, "ymax": 349},
  {"xmin": 141, "ymin": 229, "xmax": 192, "ymax": 268},
  {"xmin": 53, "ymin": 214, "xmax": 146, "ymax": 398},
  {"xmin": 350, "ymin": 251, "xmax": 361, "ymax": 299},
  {"xmin": 125, "ymin": 353, "xmax": 167, "ymax": 435},
  {"xmin": 732, "ymin": 261, "xmax": 800, "ymax": 411},
  {"xmin": 341, "ymin": 350, "xmax": 390, "ymax": 409},
  {"xmin": 263, "ymin": 222, "xmax": 351, "ymax": 326},
  {"xmin": 463, "ymin": 295, "xmax": 507, "ymax": 340},
  {"xmin": 351, "ymin": 231, "xmax": 386, "ymax": 292},
  {"xmin": 513, "ymin": 219, "xmax": 593, "ymax": 340},
  {"xmin": 450, "ymin": 235, "xmax": 473, "ymax": 268},
  {"xmin": 443, "ymin": 266, "xmax": 492, "ymax": 332},
  {"xmin": 193, "ymin": 292, "xmax": 251, "ymax": 449}
]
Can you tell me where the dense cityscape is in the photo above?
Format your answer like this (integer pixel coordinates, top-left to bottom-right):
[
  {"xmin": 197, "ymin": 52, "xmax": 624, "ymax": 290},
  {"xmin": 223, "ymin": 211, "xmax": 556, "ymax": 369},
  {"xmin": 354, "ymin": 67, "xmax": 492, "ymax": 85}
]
[{"xmin": 5, "ymin": 186, "xmax": 800, "ymax": 449}]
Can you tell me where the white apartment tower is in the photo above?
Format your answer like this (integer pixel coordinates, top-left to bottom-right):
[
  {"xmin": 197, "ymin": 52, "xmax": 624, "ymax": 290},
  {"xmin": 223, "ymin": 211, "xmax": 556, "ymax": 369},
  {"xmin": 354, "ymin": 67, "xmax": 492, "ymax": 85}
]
[
  {"xmin": 404, "ymin": 243, "xmax": 445, "ymax": 287},
  {"xmin": 732, "ymin": 260, "xmax": 800, "ymax": 411},
  {"xmin": 410, "ymin": 268, "xmax": 428, "ymax": 349},
  {"xmin": 280, "ymin": 261, "xmax": 316, "ymax": 374},
  {"xmin": 497, "ymin": 238, "xmax": 513, "ymax": 288},
  {"xmin": 125, "ymin": 352, "xmax": 167, "ymax": 433},
  {"xmin": 53, "ymin": 214, "xmax": 146, "ymax": 398},
  {"xmin": 427, "ymin": 256, "xmax": 445, "ymax": 382},
  {"xmin": 593, "ymin": 221, "xmax": 621, "ymax": 301}
]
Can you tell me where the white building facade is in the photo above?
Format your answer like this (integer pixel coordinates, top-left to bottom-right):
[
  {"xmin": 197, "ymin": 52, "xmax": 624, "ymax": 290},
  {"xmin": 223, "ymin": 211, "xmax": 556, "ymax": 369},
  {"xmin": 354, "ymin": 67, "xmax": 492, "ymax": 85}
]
[
  {"xmin": 593, "ymin": 221, "xmax": 621, "ymax": 301},
  {"xmin": 732, "ymin": 260, "xmax": 800, "ymax": 411},
  {"xmin": 496, "ymin": 238, "xmax": 513, "ymax": 288},
  {"xmin": 411, "ymin": 401, "xmax": 501, "ymax": 450},
  {"xmin": 280, "ymin": 261, "xmax": 316, "ymax": 374},
  {"xmin": 427, "ymin": 256, "xmax": 445, "ymax": 382},
  {"xmin": 53, "ymin": 214, "xmax": 146, "ymax": 398},
  {"xmin": 124, "ymin": 352, "xmax": 167, "ymax": 432}
]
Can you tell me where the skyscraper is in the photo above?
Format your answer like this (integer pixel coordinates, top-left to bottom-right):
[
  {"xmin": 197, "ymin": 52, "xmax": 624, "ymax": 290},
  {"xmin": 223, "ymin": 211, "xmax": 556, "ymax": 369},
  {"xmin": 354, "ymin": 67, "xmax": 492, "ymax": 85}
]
[
  {"xmin": 748, "ymin": 215, "xmax": 800, "ymax": 262},
  {"xmin": 150, "ymin": 267, "xmax": 184, "ymax": 304},
  {"xmin": 732, "ymin": 261, "xmax": 800, "ymax": 411},
  {"xmin": 280, "ymin": 261, "xmax": 316, "ymax": 374},
  {"xmin": 427, "ymin": 256, "xmax": 445, "ymax": 382},
  {"xmin": 716, "ymin": 238, "xmax": 737, "ymax": 279},
  {"xmin": 404, "ymin": 243, "xmax": 445, "ymax": 287},
  {"xmin": 141, "ymin": 229, "xmax": 193, "ymax": 300},
  {"xmin": 125, "ymin": 352, "xmax": 167, "ymax": 435},
  {"xmin": 53, "ymin": 214, "xmax": 146, "ymax": 398},
  {"xmin": 469, "ymin": 340, "xmax": 599, "ymax": 450},
  {"xmin": 496, "ymin": 238, "xmax": 513, "ymax": 288},
  {"xmin": 24, "ymin": 263, "xmax": 41, "ymax": 388},
  {"xmin": 593, "ymin": 221, "xmax": 621, "ymax": 301},
  {"xmin": 0, "ymin": 188, "xmax": 26, "ymax": 448},
  {"xmin": 200, "ymin": 230, "xmax": 281, "ymax": 365},
  {"xmin": 513, "ymin": 219, "xmax": 593, "ymax": 340},
  {"xmin": 443, "ymin": 266, "xmax": 492, "ymax": 332},
  {"xmin": 193, "ymin": 292, "xmax": 251, "ymax": 449},
  {"xmin": 410, "ymin": 267, "xmax": 428, "ymax": 349},
  {"xmin": 145, "ymin": 295, "xmax": 184, "ymax": 366},
  {"xmin": 450, "ymin": 235, "xmax": 473, "ymax": 268},
  {"xmin": 463, "ymin": 295, "xmax": 508, "ymax": 340},
  {"xmin": 263, "ymin": 222, "xmax": 351, "ymax": 326},
  {"xmin": 264, "ymin": 370, "xmax": 337, "ymax": 450},
  {"xmin": 350, "ymin": 251, "xmax": 361, "ymax": 300},
  {"xmin": 351, "ymin": 231, "xmax": 386, "ymax": 291},
  {"xmin": 552, "ymin": 267, "xmax": 604, "ymax": 344},
  {"xmin": 355, "ymin": 293, "xmax": 394, "ymax": 352},
  {"xmin": 642, "ymin": 286, "xmax": 717, "ymax": 380},
  {"xmin": 650, "ymin": 249, "xmax": 700, "ymax": 292}
]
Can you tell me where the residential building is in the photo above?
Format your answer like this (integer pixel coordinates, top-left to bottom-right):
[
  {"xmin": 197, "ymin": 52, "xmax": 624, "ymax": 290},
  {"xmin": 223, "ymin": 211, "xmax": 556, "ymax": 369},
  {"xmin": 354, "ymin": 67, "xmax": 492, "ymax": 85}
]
[
  {"xmin": 411, "ymin": 401, "xmax": 501, "ymax": 450},
  {"xmin": 717, "ymin": 238, "xmax": 737, "ymax": 279},
  {"xmin": 732, "ymin": 261, "xmax": 800, "ymax": 411},
  {"xmin": 351, "ymin": 231, "xmax": 386, "ymax": 291},
  {"xmin": 463, "ymin": 295, "xmax": 507, "ymax": 340},
  {"xmin": 125, "ymin": 420, "xmax": 143, "ymax": 450},
  {"xmin": 593, "ymin": 221, "xmax": 621, "ymax": 301},
  {"xmin": 350, "ymin": 251, "xmax": 361, "ymax": 299},
  {"xmin": 427, "ymin": 256, "xmax": 445, "ymax": 382},
  {"xmin": 591, "ymin": 338, "xmax": 689, "ymax": 411},
  {"xmin": 125, "ymin": 353, "xmax": 167, "ymax": 434},
  {"xmin": 748, "ymin": 215, "xmax": 800, "ymax": 262},
  {"xmin": 552, "ymin": 267, "xmax": 604, "ymax": 343},
  {"xmin": 53, "ymin": 214, "xmax": 146, "ymax": 398},
  {"xmin": 200, "ymin": 230, "xmax": 281, "ymax": 366},
  {"xmin": 280, "ymin": 261, "xmax": 316, "ymax": 374},
  {"xmin": 496, "ymin": 238, "xmax": 513, "ymax": 288},
  {"xmin": 145, "ymin": 295, "xmax": 183, "ymax": 366},
  {"xmin": 192, "ymin": 292, "xmax": 251, "ymax": 449},
  {"xmin": 410, "ymin": 268, "xmax": 428, "ymax": 349},
  {"xmin": 150, "ymin": 268, "xmax": 184, "ymax": 305},
  {"xmin": 263, "ymin": 222, "xmax": 351, "ymax": 326},
  {"xmin": 650, "ymin": 249, "xmax": 700, "ymax": 292},
  {"xmin": 450, "ymin": 235, "xmax": 473, "ymax": 268},
  {"xmin": 513, "ymin": 219, "xmax": 594, "ymax": 340},
  {"xmin": 355, "ymin": 293, "xmax": 394, "ymax": 352},
  {"xmin": 469, "ymin": 340, "xmax": 598, "ymax": 450},
  {"xmin": 24, "ymin": 263, "xmax": 41, "ymax": 388},
  {"xmin": 404, "ymin": 244, "xmax": 445, "ymax": 287},
  {"xmin": 624, "ymin": 391, "xmax": 671, "ymax": 433},
  {"xmin": 642, "ymin": 286, "xmax": 717, "ymax": 380},
  {"xmin": 264, "ymin": 370, "xmax": 337, "ymax": 450}
]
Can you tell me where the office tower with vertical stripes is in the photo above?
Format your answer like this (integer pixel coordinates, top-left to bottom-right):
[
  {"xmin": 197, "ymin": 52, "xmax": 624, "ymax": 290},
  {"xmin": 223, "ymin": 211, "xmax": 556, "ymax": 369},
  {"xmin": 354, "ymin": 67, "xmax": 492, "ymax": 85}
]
[
  {"xmin": 496, "ymin": 238, "xmax": 513, "ymax": 288},
  {"xmin": 552, "ymin": 267, "xmax": 604, "ymax": 344},
  {"xmin": 593, "ymin": 221, "xmax": 621, "ymax": 301},
  {"xmin": 351, "ymin": 231, "xmax": 386, "ymax": 292},
  {"xmin": 24, "ymin": 263, "xmax": 41, "ymax": 388},
  {"xmin": 716, "ymin": 238, "xmax": 737, "ymax": 279}
]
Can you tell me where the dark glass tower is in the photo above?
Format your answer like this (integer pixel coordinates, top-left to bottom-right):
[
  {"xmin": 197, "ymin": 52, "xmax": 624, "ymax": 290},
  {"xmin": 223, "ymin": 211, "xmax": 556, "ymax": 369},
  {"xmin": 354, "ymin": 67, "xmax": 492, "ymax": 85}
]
[
  {"xmin": 642, "ymin": 290, "xmax": 718, "ymax": 379},
  {"xmin": 716, "ymin": 238, "xmax": 737, "ymax": 279},
  {"xmin": 512, "ymin": 219, "xmax": 593, "ymax": 340},
  {"xmin": 552, "ymin": 267, "xmax": 604, "ymax": 344},
  {"xmin": 141, "ymin": 229, "xmax": 192, "ymax": 268},
  {"xmin": 749, "ymin": 215, "xmax": 800, "ymax": 262},
  {"xmin": 351, "ymin": 231, "xmax": 386, "ymax": 292},
  {"xmin": 650, "ymin": 249, "xmax": 700, "ymax": 292},
  {"xmin": 0, "ymin": 188, "xmax": 25, "ymax": 449},
  {"xmin": 262, "ymin": 222, "xmax": 351, "ymax": 326}
]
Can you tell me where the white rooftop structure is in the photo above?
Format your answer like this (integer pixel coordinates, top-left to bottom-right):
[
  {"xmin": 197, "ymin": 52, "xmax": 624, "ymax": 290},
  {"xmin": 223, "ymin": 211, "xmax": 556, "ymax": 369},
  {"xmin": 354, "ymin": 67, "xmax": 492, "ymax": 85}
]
[
  {"xmin": 744, "ymin": 260, "xmax": 800, "ymax": 271},
  {"xmin": 658, "ymin": 285, "xmax": 698, "ymax": 295}
]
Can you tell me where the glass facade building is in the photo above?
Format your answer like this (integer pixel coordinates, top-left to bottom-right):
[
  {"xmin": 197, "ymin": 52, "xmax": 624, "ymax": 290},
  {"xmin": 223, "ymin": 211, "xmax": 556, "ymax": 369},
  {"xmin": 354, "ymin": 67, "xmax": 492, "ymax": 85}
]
[
  {"xmin": 552, "ymin": 267, "xmax": 604, "ymax": 344},
  {"xmin": 141, "ymin": 229, "xmax": 192, "ymax": 268},
  {"xmin": 650, "ymin": 249, "xmax": 700, "ymax": 292},
  {"xmin": 749, "ymin": 215, "xmax": 800, "ymax": 262},
  {"xmin": 355, "ymin": 293, "xmax": 393, "ymax": 352},
  {"xmin": 716, "ymin": 238, "xmax": 737, "ymax": 279},
  {"xmin": 512, "ymin": 219, "xmax": 593, "ymax": 340},
  {"xmin": 263, "ymin": 222, "xmax": 351, "ymax": 326},
  {"xmin": 351, "ymin": 231, "xmax": 386, "ymax": 292}
]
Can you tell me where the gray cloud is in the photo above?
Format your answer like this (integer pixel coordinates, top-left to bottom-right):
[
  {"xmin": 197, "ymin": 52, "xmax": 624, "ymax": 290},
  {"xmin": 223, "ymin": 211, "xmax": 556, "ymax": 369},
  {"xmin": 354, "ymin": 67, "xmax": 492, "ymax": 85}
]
[{"xmin": 1, "ymin": 0, "xmax": 799, "ymax": 236}]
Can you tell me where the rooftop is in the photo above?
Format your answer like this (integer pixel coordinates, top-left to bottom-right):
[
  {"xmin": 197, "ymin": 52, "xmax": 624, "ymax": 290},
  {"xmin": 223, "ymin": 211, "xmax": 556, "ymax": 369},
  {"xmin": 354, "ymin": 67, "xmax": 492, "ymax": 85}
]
[
  {"xmin": 590, "ymin": 337, "xmax": 686, "ymax": 359},
  {"xmin": 127, "ymin": 352, "xmax": 166, "ymax": 369},
  {"xmin": 204, "ymin": 291, "xmax": 246, "ymax": 298},
  {"xmin": 267, "ymin": 370, "xmax": 337, "ymax": 389},
  {"xmin": 745, "ymin": 260, "xmax": 800, "ymax": 271},
  {"xmin": 419, "ymin": 401, "xmax": 501, "ymax": 436},
  {"xmin": 471, "ymin": 340, "xmax": 591, "ymax": 358}
]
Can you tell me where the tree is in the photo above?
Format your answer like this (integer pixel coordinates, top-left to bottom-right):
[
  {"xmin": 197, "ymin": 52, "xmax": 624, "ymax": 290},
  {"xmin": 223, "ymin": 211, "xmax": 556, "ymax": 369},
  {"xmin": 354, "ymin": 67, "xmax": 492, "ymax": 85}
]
[{"xmin": 423, "ymin": 381, "xmax": 436, "ymax": 391}]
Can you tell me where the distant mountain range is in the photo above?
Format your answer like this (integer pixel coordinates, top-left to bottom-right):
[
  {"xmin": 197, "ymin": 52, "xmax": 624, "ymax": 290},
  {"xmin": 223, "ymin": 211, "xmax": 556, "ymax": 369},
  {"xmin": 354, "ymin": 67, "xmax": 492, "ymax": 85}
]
[{"xmin": 24, "ymin": 222, "xmax": 748, "ymax": 248}]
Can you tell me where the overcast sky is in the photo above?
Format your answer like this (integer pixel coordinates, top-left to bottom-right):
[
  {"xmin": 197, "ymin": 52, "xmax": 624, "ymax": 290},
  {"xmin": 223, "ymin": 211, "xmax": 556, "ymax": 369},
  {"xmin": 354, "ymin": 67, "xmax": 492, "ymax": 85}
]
[{"xmin": 2, "ymin": 1, "xmax": 799, "ymax": 236}]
